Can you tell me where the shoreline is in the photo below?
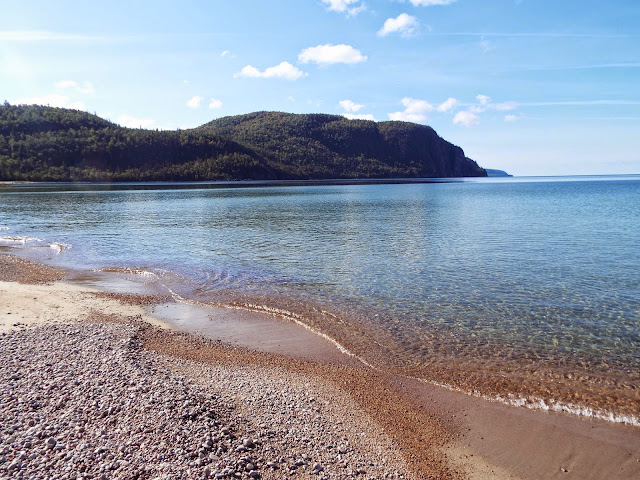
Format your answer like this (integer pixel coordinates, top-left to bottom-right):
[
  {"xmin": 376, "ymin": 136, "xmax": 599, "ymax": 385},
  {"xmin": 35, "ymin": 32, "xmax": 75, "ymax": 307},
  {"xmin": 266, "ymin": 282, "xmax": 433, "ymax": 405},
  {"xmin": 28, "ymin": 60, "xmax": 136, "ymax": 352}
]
[{"xmin": 1, "ymin": 254, "xmax": 640, "ymax": 479}]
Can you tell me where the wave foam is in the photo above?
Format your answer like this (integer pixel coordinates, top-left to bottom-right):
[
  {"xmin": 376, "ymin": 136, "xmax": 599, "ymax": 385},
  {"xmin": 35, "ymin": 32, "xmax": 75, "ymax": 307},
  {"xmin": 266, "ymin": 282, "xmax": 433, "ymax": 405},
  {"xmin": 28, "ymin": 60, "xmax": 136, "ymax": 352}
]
[
  {"xmin": 46, "ymin": 242, "xmax": 72, "ymax": 254},
  {"xmin": 419, "ymin": 378, "xmax": 640, "ymax": 427},
  {"xmin": 0, "ymin": 235, "xmax": 43, "ymax": 244},
  {"xmin": 98, "ymin": 267, "xmax": 158, "ymax": 278}
]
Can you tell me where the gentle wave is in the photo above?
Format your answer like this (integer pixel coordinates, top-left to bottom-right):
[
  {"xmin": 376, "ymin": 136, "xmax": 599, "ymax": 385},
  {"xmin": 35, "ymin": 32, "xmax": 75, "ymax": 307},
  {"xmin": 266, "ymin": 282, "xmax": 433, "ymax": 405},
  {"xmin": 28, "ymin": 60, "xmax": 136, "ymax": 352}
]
[
  {"xmin": 0, "ymin": 235, "xmax": 43, "ymax": 244},
  {"xmin": 46, "ymin": 242, "xmax": 72, "ymax": 254},
  {"xmin": 422, "ymin": 378, "xmax": 640, "ymax": 427},
  {"xmin": 98, "ymin": 267, "xmax": 158, "ymax": 278}
]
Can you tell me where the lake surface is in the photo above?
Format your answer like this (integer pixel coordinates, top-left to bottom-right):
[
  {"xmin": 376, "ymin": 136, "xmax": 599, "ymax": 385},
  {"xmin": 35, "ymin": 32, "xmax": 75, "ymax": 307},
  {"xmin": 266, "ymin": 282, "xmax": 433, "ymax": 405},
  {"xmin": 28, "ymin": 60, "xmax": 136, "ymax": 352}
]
[{"xmin": 2, "ymin": 176, "xmax": 639, "ymax": 422}]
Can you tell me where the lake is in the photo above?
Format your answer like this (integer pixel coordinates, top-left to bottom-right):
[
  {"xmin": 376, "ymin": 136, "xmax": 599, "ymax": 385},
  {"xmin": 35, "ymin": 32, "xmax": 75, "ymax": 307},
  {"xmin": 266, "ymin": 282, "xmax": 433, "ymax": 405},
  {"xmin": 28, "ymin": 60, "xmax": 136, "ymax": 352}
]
[{"xmin": 2, "ymin": 175, "xmax": 639, "ymax": 422}]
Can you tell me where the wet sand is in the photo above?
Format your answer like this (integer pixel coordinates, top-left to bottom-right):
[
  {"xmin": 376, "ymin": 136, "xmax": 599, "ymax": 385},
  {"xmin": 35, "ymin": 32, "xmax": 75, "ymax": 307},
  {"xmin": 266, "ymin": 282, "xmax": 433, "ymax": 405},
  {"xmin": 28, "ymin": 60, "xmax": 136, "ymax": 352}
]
[{"xmin": 1, "ymin": 253, "xmax": 639, "ymax": 479}]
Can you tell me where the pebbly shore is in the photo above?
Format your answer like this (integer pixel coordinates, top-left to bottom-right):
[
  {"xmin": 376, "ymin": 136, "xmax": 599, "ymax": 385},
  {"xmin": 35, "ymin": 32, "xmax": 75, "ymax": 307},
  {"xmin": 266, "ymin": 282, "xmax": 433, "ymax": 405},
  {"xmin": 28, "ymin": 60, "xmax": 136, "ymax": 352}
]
[{"xmin": 0, "ymin": 320, "xmax": 413, "ymax": 480}]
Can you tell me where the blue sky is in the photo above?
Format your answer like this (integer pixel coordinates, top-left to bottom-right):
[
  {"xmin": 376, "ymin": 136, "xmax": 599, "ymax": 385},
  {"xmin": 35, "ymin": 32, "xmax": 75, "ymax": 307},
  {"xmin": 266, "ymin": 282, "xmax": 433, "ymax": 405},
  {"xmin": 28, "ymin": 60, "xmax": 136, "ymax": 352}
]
[{"xmin": 1, "ymin": 0, "xmax": 639, "ymax": 176}]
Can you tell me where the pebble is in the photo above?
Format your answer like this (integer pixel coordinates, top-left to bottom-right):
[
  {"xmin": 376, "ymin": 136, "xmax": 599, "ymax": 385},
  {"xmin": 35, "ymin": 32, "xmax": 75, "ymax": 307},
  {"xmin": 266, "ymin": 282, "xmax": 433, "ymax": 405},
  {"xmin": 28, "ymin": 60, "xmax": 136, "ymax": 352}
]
[{"xmin": 0, "ymin": 322, "xmax": 411, "ymax": 479}]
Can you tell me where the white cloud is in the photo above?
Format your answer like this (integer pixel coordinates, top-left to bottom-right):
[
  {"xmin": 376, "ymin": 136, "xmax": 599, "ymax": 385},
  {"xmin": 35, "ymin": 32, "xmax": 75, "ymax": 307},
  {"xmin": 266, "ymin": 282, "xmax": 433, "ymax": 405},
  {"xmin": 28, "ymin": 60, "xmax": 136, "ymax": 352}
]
[
  {"xmin": 453, "ymin": 110, "xmax": 480, "ymax": 127},
  {"xmin": 13, "ymin": 93, "xmax": 85, "ymax": 110},
  {"xmin": 343, "ymin": 113, "xmax": 376, "ymax": 121},
  {"xmin": 117, "ymin": 114, "xmax": 156, "ymax": 129},
  {"xmin": 476, "ymin": 94, "xmax": 491, "ymax": 105},
  {"xmin": 221, "ymin": 50, "xmax": 231, "ymax": 57},
  {"xmin": 54, "ymin": 80, "xmax": 95, "ymax": 95},
  {"xmin": 234, "ymin": 62, "xmax": 307, "ymax": 80},
  {"xmin": 388, "ymin": 97, "xmax": 434, "ymax": 123},
  {"xmin": 504, "ymin": 114, "xmax": 519, "ymax": 122},
  {"xmin": 480, "ymin": 38, "xmax": 493, "ymax": 53},
  {"xmin": 492, "ymin": 101, "xmax": 517, "ymax": 111},
  {"xmin": 409, "ymin": 0, "xmax": 457, "ymax": 6},
  {"xmin": 437, "ymin": 97, "xmax": 458, "ymax": 112},
  {"xmin": 287, "ymin": 96, "xmax": 296, "ymax": 102},
  {"xmin": 378, "ymin": 13, "xmax": 419, "ymax": 37},
  {"xmin": 339, "ymin": 99, "xmax": 364, "ymax": 112},
  {"xmin": 298, "ymin": 44, "xmax": 367, "ymax": 65},
  {"xmin": 321, "ymin": 0, "xmax": 365, "ymax": 16},
  {"xmin": 186, "ymin": 96, "xmax": 203, "ymax": 108},
  {"xmin": 208, "ymin": 98, "xmax": 223, "ymax": 109}
]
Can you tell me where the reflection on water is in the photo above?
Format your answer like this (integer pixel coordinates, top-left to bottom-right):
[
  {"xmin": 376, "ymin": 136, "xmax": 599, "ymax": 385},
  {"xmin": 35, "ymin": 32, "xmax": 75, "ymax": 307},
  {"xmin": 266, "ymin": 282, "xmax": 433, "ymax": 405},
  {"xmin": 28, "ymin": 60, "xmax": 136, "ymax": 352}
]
[{"xmin": 1, "ymin": 176, "xmax": 639, "ymax": 420}]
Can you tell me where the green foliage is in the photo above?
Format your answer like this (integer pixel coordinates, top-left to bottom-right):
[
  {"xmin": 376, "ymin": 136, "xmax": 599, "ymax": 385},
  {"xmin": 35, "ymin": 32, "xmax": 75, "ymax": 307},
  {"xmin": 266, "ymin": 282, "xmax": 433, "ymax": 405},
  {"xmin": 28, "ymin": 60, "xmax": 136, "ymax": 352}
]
[
  {"xmin": 0, "ymin": 105, "xmax": 486, "ymax": 182},
  {"xmin": 201, "ymin": 111, "xmax": 486, "ymax": 179}
]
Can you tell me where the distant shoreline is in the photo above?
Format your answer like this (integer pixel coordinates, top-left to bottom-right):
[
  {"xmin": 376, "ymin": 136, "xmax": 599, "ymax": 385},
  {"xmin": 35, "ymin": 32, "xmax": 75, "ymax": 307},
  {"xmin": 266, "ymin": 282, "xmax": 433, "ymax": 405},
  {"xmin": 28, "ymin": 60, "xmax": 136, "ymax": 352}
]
[{"xmin": 4, "ymin": 174, "xmax": 640, "ymax": 190}]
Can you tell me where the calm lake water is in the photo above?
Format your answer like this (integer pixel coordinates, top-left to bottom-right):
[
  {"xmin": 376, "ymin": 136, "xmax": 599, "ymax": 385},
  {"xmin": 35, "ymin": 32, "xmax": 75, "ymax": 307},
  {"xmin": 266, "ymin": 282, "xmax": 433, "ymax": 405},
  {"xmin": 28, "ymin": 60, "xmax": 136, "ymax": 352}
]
[{"xmin": 2, "ymin": 176, "xmax": 639, "ymax": 420}]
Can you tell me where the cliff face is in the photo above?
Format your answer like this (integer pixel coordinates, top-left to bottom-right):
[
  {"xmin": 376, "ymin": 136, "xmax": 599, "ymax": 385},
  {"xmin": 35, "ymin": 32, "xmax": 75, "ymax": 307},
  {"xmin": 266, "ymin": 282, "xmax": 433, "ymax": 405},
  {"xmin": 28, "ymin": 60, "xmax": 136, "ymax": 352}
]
[{"xmin": 0, "ymin": 105, "xmax": 486, "ymax": 181}]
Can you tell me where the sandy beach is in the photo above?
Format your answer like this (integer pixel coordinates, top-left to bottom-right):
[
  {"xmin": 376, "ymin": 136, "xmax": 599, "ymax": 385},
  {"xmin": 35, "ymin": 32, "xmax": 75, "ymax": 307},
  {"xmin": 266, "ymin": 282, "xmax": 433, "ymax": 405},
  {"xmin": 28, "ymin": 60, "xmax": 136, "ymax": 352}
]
[{"xmin": 1, "ymin": 254, "xmax": 639, "ymax": 479}]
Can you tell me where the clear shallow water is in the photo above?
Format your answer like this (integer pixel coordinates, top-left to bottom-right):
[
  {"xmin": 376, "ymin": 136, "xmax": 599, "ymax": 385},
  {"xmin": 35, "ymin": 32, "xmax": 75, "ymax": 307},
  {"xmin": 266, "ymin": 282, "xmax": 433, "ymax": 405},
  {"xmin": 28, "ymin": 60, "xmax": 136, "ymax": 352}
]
[{"xmin": 1, "ymin": 176, "xmax": 639, "ymax": 419}]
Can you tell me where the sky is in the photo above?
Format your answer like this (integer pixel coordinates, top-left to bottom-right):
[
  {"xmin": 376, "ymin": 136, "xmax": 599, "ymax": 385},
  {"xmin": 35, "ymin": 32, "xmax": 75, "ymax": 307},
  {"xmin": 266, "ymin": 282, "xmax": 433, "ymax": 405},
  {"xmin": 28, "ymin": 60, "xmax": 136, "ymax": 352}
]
[{"xmin": 1, "ymin": 0, "xmax": 639, "ymax": 176}]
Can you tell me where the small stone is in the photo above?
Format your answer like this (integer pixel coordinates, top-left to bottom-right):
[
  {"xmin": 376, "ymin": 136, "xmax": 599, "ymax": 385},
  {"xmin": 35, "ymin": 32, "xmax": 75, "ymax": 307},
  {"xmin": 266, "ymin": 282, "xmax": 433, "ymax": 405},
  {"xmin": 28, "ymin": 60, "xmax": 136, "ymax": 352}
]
[
  {"xmin": 338, "ymin": 446, "xmax": 348, "ymax": 454},
  {"xmin": 249, "ymin": 471, "xmax": 260, "ymax": 479},
  {"xmin": 46, "ymin": 437, "xmax": 57, "ymax": 449},
  {"xmin": 242, "ymin": 438, "xmax": 255, "ymax": 448}
]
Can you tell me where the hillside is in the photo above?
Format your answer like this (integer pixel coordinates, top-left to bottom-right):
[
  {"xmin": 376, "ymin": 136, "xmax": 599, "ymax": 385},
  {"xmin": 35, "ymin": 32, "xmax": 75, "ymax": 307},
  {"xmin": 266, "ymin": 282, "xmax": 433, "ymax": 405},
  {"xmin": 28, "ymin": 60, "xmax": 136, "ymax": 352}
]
[
  {"xmin": 0, "ymin": 104, "xmax": 486, "ymax": 182},
  {"xmin": 201, "ymin": 111, "xmax": 486, "ymax": 179},
  {"xmin": 0, "ymin": 104, "xmax": 274, "ymax": 182}
]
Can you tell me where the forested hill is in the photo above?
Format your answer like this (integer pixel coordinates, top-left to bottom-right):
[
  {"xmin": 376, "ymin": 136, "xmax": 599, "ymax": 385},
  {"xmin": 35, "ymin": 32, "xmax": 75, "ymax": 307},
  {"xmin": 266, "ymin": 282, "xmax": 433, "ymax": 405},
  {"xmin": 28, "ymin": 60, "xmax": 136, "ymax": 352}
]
[
  {"xmin": 201, "ymin": 112, "xmax": 486, "ymax": 179},
  {"xmin": 0, "ymin": 104, "xmax": 486, "ymax": 182},
  {"xmin": 0, "ymin": 104, "xmax": 273, "ymax": 181}
]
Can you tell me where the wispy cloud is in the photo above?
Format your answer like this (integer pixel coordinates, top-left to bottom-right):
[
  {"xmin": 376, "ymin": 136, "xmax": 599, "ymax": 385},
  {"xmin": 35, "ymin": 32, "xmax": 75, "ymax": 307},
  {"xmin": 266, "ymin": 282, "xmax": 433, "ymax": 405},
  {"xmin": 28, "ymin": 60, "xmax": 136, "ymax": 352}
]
[
  {"xmin": 186, "ymin": 96, "xmax": 203, "ymax": 108},
  {"xmin": 453, "ymin": 110, "xmax": 479, "ymax": 127},
  {"xmin": 12, "ymin": 94, "xmax": 85, "ymax": 110},
  {"xmin": 504, "ymin": 114, "xmax": 520, "ymax": 122},
  {"xmin": 518, "ymin": 100, "xmax": 640, "ymax": 107},
  {"xmin": 339, "ymin": 99, "xmax": 364, "ymax": 112},
  {"xmin": 378, "ymin": 14, "xmax": 419, "ymax": 38},
  {"xmin": 339, "ymin": 99, "xmax": 374, "ymax": 120},
  {"xmin": 388, "ymin": 97, "xmax": 434, "ymax": 123},
  {"xmin": 117, "ymin": 114, "xmax": 157, "ymax": 129},
  {"xmin": 298, "ymin": 44, "xmax": 367, "ymax": 65},
  {"xmin": 524, "ymin": 63, "xmax": 640, "ymax": 71},
  {"xmin": 234, "ymin": 62, "xmax": 307, "ymax": 80},
  {"xmin": 55, "ymin": 80, "xmax": 95, "ymax": 95},
  {"xmin": 343, "ymin": 113, "xmax": 376, "ymax": 121},
  {"xmin": 424, "ymin": 32, "xmax": 640, "ymax": 38},
  {"xmin": 476, "ymin": 94, "xmax": 491, "ymax": 105},
  {"xmin": 321, "ymin": 0, "xmax": 365, "ymax": 16},
  {"xmin": 0, "ymin": 30, "xmax": 102, "ymax": 42},
  {"xmin": 208, "ymin": 98, "xmax": 223, "ymax": 109},
  {"xmin": 437, "ymin": 97, "xmax": 458, "ymax": 112},
  {"xmin": 409, "ymin": 0, "xmax": 457, "ymax": 6}
]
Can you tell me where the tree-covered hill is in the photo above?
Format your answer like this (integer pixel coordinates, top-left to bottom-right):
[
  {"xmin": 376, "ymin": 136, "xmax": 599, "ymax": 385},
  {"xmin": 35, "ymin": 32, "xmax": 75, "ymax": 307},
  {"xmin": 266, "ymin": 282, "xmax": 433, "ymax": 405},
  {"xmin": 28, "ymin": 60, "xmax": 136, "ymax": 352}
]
[
  {"xmin": 0, "ymin": 104, "xmax": 274, "ymax": 182},
  {"xmin": 201, "ymin": 111, "xmax": 486, "ymax": 178},
  {"xmin": 0, "ymin": 104, "xmax": 486, "ymax": 182}
]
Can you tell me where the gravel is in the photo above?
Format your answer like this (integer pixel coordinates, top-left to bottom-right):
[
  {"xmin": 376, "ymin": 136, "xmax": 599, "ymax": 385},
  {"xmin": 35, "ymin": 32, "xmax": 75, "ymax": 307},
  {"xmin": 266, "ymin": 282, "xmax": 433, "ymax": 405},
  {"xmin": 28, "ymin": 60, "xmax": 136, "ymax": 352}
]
[{"xmin": 0, "ymin": 322, "xmax": 410, "ymax": 479}]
